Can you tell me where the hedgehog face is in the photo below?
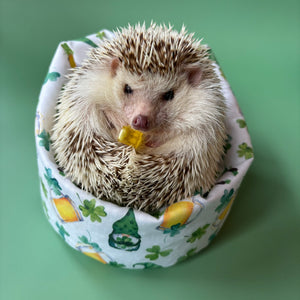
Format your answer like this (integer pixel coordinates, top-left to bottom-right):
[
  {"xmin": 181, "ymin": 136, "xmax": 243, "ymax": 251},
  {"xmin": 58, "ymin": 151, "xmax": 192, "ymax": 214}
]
[
  {"xmin": 75, "ymin": 24, "xmax": 225, "ymax": 151},
  {"xmin": 108, "ymin": 61, "xmax": 209, "ymax": 149}
]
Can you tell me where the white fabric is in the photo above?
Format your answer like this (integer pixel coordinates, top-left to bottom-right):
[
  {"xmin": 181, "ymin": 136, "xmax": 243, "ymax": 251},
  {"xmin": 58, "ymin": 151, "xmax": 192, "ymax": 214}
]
[{"xmin": 35, "ymin": 30, "xmax": 253, "ymax": 269}]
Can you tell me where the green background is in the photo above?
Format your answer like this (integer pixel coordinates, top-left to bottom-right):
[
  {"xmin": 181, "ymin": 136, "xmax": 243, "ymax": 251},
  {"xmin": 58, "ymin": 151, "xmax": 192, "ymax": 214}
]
[{"xmin": 1, "ymin": 0, "xmax": 299, "ymax": 299}]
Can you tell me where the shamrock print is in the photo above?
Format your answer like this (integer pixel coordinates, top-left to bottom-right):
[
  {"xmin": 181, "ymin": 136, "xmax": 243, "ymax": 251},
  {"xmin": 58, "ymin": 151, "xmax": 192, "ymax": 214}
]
[
  {"xmin": 145, "ymin": 245, "xmax": 173, "ymax": 261},
  {"xmin": 215, "ymin": 189, "xmax": 234, "ymax": 213},
  {"xmin": 133, "ymin": 262, "xmax": 162, "ymax": 269},
  {"xmin": 44, "ymin": 72, "xmax": 61, "ymax": 84},
  {"xmin": 79, "ymin": 199, "xmax": 107, "ymax": 222},
  {"xmin": 96, "ymin": 31, "xmax": 106, "ymax": 40},
  {"xmin": 187, "ymin": 224, "xmax": 210, "ymax": 243},
  {"xmin": 177, "ymin": 248, "xmax": 197, "ymax": 263},
  {"xmin": 78, "ymin": 235, "xmax": 102, "ymax": 252},
  {"xmin": 109, "ymin": 261, "xmax": 126, "ymax": 268},
  {"xmin": 115, "ymin": 236, "xmax": 134, "ymax": 249},
  {"xmin": 163, "ymin": 223, "xmax": 186, "ymax": 237},
  {"xmin": 44, "ymin": 168, "xmax": 62, "ymax": 195},
  {"xmin": 236, "ymin": 119, "xmax": 247, "ymax": 128},
  {"xmin": 224, "ymin": 134, "xmax": 232, "ymax": 154},
  {"xmin": 237, "ymin": 143, "xmax": 254, "ymax": 159},
  {"xmin": 56, "ymin": 222, "xmax": 70, "ymax": 241},
  {"xmin": 38, "ymin": 130, "xmax": 51, "ymax": 151}
]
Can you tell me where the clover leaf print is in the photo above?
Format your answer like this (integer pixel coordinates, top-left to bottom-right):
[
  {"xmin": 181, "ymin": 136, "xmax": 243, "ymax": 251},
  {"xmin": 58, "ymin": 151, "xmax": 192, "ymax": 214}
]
[
  {"xmin": 38, "ymin": 130, "xmax": 51, "ymax": 151},
  {"xmin": 56, "ymin": 222, "xmax": 70, "ymax": 241},
  {"xmin": 115, "ymin": 236, "xmax": 134, "ymax": 249},
  {"xmin": 177, "ymin": 248, "xmax": 197, "ymax": 263},
  {"xmin": 187, "ymin": 224, "xmax": 210, "ymax": 243},
  {"xmin": 224, "ymin": 134, "xmax": 232, "ymax": 154},
  {"xmin": 145, "ymin": 245, "xmax": 173, "ymax": 261},
  {"xmin": 44, "ymin": 168, "xmax": 62, "ymax": 195},
  {"xmin": 78, "ymin": 235, "xmax": 102, "ymax": 252},
  {"xmin": 236, "ymin": 119, "xmax": 247, "ymax": 128},
  {"xmin": 163, "ymin": 223, "xmax": 186, "ymax": 237},
  {"xmin": 79, "ymin": 199, "xmax": 107, "ymax": 222},
  {"xmin": 109, "ymin": 261, "xmax": 126, "ymax": 268},
  {"xmin": 96, "ymin": 31, "xmax": 106, "ymax": 40},
  {"xmin": 215, "ymin": 189, "xmax": 234, "ymax": 213},
  {"xmin": 237, "ymin": 143, "xmax": 254, "ymax": 159},
  {"xmin": 133, "ymin": 262, "xmax": 162, "ymax": 269},
  {"xmin": 43, "ymin": 72, "xmax": 61, "ymax": 84}
]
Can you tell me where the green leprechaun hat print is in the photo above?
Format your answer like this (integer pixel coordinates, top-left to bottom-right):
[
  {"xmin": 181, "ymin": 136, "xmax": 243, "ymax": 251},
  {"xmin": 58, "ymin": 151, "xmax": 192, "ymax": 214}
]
[{"xmin": 109, "ymin": 208, "xmax": 141, "ymax": 251}]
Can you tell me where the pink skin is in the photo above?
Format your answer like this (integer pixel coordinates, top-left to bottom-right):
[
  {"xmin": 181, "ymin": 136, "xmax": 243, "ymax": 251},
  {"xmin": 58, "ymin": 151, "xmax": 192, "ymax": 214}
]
[
  {"xmin": 124, "ymin": 100, "xmax": 163, "ymax": 148},
  {"xmin": 125, "ymin": 101, "xmax": 151, "ymax": 130}
]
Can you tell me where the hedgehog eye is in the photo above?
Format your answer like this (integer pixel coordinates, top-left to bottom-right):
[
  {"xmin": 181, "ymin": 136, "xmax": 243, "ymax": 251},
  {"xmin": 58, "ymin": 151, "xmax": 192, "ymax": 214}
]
[
  {"xmin": 162, "ymin": 90, "xmax": 174, "ymax": 101},
  {"xmin": 124, "ymin": 84, "xmax": 133, "ymax": 94}
]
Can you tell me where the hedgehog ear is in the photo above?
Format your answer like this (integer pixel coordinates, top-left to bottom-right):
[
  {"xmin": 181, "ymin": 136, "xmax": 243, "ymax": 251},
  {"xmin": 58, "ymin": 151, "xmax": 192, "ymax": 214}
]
[
  {"xmin": 110, "ymin": 58, "xmax": 120, "ymax": 77},
  {"xmin": 185, "ymin": 66, "xmax": 202, "ymax": 87}
]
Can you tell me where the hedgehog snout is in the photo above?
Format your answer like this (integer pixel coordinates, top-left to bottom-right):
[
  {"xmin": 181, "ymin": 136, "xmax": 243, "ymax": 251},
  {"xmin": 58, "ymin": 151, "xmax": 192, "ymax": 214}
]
[{"xmin": 132, "ymin": 114, "xmax": 150, "ymax": 131}]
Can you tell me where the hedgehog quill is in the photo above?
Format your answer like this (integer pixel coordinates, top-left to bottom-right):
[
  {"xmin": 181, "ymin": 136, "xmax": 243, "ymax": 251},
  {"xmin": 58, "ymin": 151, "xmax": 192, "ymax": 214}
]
[{"xmin": 52, "ymin": 23, "xmax": 227, "ymax": 213}]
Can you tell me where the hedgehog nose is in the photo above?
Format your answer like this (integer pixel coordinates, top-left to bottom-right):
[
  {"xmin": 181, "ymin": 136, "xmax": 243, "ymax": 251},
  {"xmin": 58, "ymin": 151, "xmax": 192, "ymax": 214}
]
[{"xmin": 132, "ymin": 115, "xmax": 150, "ymax": 131}]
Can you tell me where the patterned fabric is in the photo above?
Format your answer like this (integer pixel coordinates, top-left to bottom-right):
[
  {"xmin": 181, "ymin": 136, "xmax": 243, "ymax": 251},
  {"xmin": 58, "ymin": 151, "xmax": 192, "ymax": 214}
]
[{"xmin": 35, "ymin": 29, "xmax": 253, "ymax": 269}]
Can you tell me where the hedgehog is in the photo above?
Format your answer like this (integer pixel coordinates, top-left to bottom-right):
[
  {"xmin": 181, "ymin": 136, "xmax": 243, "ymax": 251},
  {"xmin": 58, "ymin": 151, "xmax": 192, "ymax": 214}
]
[{"xmin": 51, "ymin": 23, "xmax": 227, "ymax": 213}]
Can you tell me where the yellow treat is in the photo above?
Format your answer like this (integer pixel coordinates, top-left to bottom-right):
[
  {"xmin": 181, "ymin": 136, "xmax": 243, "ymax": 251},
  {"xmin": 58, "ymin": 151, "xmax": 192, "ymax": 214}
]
[{"xmin": 118, "ymin": 125, "xmax": 143, "ymax": 149}]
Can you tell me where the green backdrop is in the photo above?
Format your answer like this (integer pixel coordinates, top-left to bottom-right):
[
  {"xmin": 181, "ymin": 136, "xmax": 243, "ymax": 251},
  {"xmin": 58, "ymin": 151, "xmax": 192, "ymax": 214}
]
[{"xmin": 1, "ymin": 0, "xmax": 299, "ymax": 299}]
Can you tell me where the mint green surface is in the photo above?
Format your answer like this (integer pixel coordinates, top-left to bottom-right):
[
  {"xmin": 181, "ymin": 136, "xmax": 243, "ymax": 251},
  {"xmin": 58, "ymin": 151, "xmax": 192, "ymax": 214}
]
[{"xmin": 1, "ymin": 0, "xmax": 299, "ymax": 299}]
